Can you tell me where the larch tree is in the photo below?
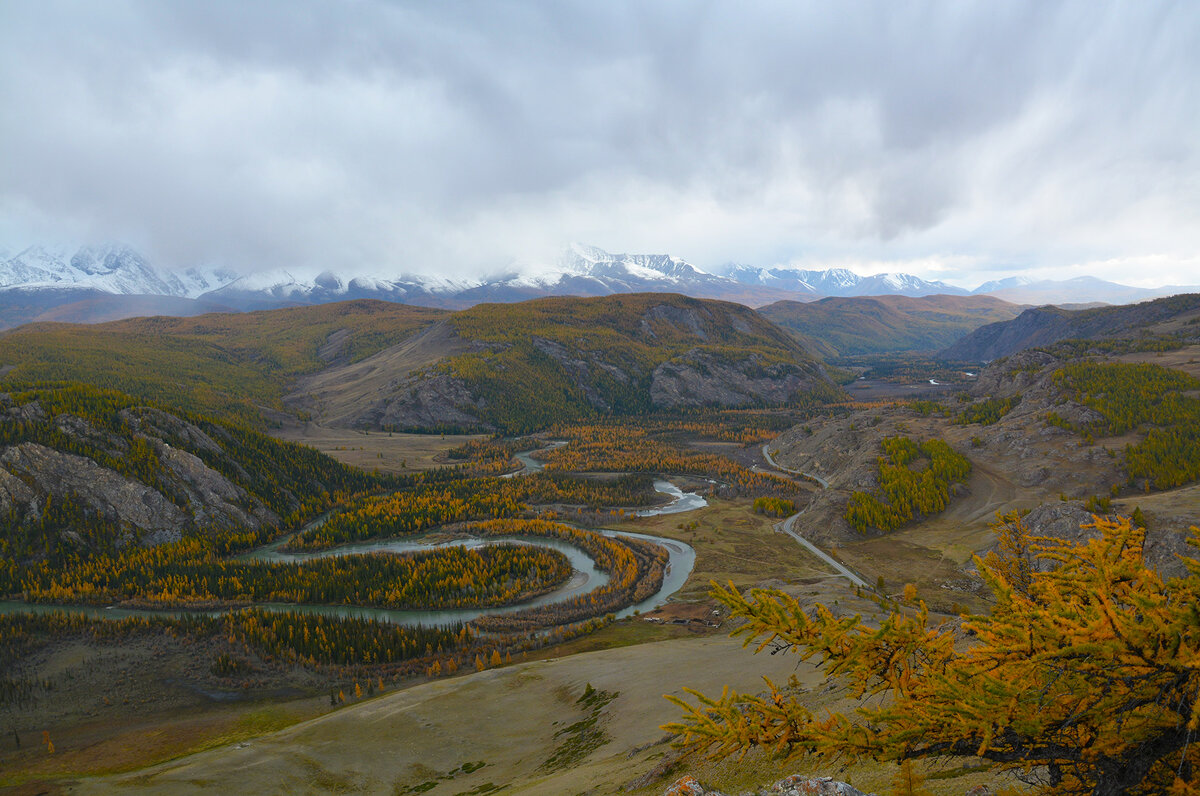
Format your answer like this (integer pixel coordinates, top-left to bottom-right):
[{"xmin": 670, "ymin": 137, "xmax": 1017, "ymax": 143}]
[{"xmin": 665, "ymin": 516, "xmax": 1200, "ymax": 795}]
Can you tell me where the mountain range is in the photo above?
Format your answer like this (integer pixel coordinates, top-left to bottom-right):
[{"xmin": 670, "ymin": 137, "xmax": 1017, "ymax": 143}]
[{"xmin": 1, "ymin": 242, "xmax": 1195, "ymax": 328}]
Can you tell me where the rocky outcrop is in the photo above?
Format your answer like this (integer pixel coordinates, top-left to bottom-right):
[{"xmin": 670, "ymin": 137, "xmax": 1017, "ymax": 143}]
[
  {"xmin": 650, "ymin": 350, "xmax": 824, "ymax": 409},
  {"xmin": 664, "ymin": 775, "xmax": 875, "ymax": 796},
  {"xmin": 1002, "ymin": 502, "xmax": 1193, "ymax": 580},
  {"xmin": 0, "ymin": 394, "xmax": 320, "ymax": 555},
  {"xmin": 156, "ymin": 443, "xmax": 277, "ymax": 531},
  {"xmin": 1, "ymin": 442, "xmax": 189, "ymax": 545},
  {"xmin": 369, "ymin": 372, "xmax": 491, "ymax": 431}
]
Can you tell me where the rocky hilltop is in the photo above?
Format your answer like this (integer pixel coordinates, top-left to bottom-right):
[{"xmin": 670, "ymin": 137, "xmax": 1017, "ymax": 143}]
[{"xmin": 0, "ymin": 385, "xmax": 375, "ymax": 560}]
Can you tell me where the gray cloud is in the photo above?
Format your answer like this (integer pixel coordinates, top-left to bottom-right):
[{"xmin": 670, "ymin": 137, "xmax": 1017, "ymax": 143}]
[{"xmin": 1, "ymin": 0, "xmax": 1197, "ymax": 286}]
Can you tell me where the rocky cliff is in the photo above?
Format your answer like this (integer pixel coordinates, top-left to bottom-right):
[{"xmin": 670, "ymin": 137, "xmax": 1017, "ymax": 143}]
[{"xmin": 0, "ymin": 385, "xmax": 376, "ymax": 561}]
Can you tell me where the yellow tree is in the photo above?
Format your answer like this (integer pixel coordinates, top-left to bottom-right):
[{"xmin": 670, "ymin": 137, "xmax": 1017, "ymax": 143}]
[
  {"xmin": 665, "ymin": 517, "xmax": 1200, "ymax": 795},
  {"xmin": 982, "ymin": 509, "xmax": 1036, "ymax": 596}
]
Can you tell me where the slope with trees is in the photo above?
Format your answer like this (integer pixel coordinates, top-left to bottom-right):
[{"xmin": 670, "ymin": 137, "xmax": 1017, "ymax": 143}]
[
  {"xmin": 0, "ymin": 301, "xmax": 446, "ymax": 426},
  {"xmin": 0, "ymin": 383, "xmax": 382, "ymax": 568},
  {"xmin": 304, "ymin": 293, "xmax": 843, "ymax": 433},
  {"xmin": 759, "ymin": 294, "xmax": 1022, "ymax": 357}
]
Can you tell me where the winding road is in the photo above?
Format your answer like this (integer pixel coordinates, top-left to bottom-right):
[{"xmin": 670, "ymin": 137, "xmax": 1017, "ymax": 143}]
[
  {"xmin": 762, "ymin": 443, "xmax": 869, "ymax": 589},
  {"xmin": 776, "ymin": 512, "xmax": 869, "ymax": 589},
  {"xmin": 761, "ymin": 443, "xmax": 829, "ymax": 488}
]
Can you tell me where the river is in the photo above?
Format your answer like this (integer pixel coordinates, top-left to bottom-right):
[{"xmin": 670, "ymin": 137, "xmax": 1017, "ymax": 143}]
[{"xmin": 0, "ymin": 481, "xmax": 702, "ymax": 628}]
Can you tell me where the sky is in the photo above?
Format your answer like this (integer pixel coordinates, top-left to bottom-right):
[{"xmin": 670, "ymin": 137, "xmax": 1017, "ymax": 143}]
[{"xmin": 1, "ymin": 1, "xmax": 1198, "ymax": 289}]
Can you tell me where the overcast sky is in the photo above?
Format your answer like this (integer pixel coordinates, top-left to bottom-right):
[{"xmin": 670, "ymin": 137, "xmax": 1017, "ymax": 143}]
[{"xmin": 2, "ymin": 1, "xmax": 1197, "ymax": 288}]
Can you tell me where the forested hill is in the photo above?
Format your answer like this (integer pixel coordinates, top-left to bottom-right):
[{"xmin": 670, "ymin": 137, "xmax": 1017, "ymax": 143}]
[
  {"xmin": 0, "ymin": 384, "xmax": 382, "ymax": 566},
  {"xmin": 295, "ymin": 293, "xmax": 844, "ymax": 433},
  {"xmin": 757, "ymin": 294, "xmax": 1022, "ymax": 357},
  {"xmin": 0, "ymin": 300, "xmax": 447, "ymax": 426},
  {"xmin": 940, "ymin": 292, "xmax": 1200, "ymax": 362},
  {"xmin": 0, "ymin": 295, "xmax": 841, "ymax": 435}
]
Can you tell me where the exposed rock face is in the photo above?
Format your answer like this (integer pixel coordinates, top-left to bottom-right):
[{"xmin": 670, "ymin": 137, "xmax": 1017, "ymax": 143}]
[
  {"xmin": 1, "ymin": 397, "xmax": 290, "ymax": 553},
  {"xmin": 1, "ymin": 442, "xmax": 189, "ymax": 545},
  {"xmin": 1008, "ymin": 503, "xmax": 1192, "ymax": 580},
  {"xmin": 664, "ymin": 774, "xmax": 875, "ymax": 796},
  {"xmin": 369, "ymin": 372, "xmax": 491, "ymax": 431},
  {"xmin": 0, "ymin": 465, "xmax": 36, "ymax": 517},
  {"xmin": 156, "ymin": 443, "xmax": 277, "ymax": 531},
  {"xmin": 650, "ymin": 350, "xmax": 822, "ymax": 409}
]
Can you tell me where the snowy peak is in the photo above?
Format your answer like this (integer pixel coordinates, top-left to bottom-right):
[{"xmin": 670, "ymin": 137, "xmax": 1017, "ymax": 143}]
[
  {"xmin": 724, "ymin": 264, "xmax": 966, "ymax": 297},
  {"xmin": 0, "ymin": 244, "xmax": 236, "ymax": 298},
  {"xmin": 553, "ymin": 245, "xmax": 714, "ymax": 285}
]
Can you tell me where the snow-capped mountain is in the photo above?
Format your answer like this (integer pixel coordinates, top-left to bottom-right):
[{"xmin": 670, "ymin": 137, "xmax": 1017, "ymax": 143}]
[
  {"xmin": 5, "ymin": 243, "xmax": 1194, "ymax": 327},
  {"xmin": 0, "ymin": 244, "xmax": 235, "ymax": 298},
  {"xmin": 725, "ymin": 264, "xmax": 968, "ymax": 297},
  {"xmin": 205, "ymin": 244, "xmax": 763, "ymax": 310}
]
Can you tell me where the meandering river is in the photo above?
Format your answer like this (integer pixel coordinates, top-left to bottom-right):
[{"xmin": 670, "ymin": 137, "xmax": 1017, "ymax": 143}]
[{"xmin": 0, "ymin": 480, "xmax": 702, "ymax": 627}]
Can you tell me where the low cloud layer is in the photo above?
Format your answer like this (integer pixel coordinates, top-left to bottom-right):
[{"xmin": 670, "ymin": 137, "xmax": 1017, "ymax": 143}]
[{"xmin": 2, "ymin": 1, "xmax": 1197, "ymax": 287}]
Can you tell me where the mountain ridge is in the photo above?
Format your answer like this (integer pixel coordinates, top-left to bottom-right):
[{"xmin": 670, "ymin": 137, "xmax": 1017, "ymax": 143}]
[
  {"xmin": 759, "ymin": 294, "xmax": 1024, "ymax": 357},
  {"xmin": 3, "ymin": 243, "xmax": 1197, "ymax": 328},
  {"xmin": 940, "ymin": 292, "xmax": 1200, "ymax": 361}
]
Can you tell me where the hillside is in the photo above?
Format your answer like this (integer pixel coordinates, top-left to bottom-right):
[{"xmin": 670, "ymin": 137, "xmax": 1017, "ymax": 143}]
[
  {"xmin": 0, "ymin": 384, "xmax": 380, "ymax": 566},
  {"xmin": 292, "ymin": 293, "xmax": 843, "ymax": 433},
  {"xmin": 940, "ymin": 292, "xmax": 1200, "ymax": 361},
  {"xmin": 0, "ymin": 301, "xmax": 446, "ymax": 426},
  {"xmin": 757, "ymin": 294, "xmax": 1022, "ymax": 357}
]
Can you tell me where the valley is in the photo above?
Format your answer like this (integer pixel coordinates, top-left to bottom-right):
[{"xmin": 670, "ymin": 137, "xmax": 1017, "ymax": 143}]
[
  {"xmin": 7, "ymin": 6, "xmax": 1199, "ymax": 792},
  {"xmin": 1, "ymin": 291, "xmax": 1198, "ymax": 794}
]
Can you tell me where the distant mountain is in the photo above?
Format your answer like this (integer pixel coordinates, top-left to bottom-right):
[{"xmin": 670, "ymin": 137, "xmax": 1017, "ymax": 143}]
[
  {"xmin": 726, "ymin": 264, "xmax": 969, "ymax": 298},
  {"xmin": 5, "ymin": 242, "xmax": 1197, "ymax": 324},
  {"xmin": 207, "ymin": 244, "xmax": 798, "ymax": 310},
  {"xmin": 758, "ymin": 294, "xmax": 1023, "ymax": 357},
  {"xmin": 0, "ymin": 244, "xmax": 235, "ymax": 298},
  {"xmin": 971, "ymin": 275, "xmax": 1198, "ymax": 306},
  {"xmin": 940, "ymin": 293, "xmax": 1200, "ymax": 361},
  {"xmin": 0, "ymin": 245, "xmax": 238, "ymax": 329}
]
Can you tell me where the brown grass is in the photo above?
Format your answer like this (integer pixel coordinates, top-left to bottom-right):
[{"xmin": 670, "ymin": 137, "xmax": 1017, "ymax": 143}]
[{"xmin": 270, "ymin": 424, "xmax": 485, "ymax": 473}]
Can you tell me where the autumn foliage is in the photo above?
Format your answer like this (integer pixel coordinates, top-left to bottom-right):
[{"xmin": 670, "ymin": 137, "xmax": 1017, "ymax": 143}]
[
  {"xmin": 844, "ymin": 436, "xmax": 971, "ymax": 532},
  {"xmin": 542, "ymin": 424, "xmax": 798, "ymax": 496},
  {"xmin": 667, "ymin": 516, "xmax": 1200, "ymax": 795}
]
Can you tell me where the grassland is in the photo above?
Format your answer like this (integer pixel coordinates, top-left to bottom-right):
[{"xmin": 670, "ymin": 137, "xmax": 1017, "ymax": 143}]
[{"xmin": 271, "ymin": 423, "xmax": 485, "ymax": 473}]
